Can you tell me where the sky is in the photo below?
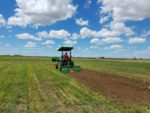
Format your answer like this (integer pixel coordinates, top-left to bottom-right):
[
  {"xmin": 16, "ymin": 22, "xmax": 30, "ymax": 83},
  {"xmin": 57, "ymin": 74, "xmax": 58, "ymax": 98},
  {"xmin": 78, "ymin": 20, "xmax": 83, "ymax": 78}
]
[{"xmin": 0, "ymin": 0, "xmax": 150, "ymax": 58}]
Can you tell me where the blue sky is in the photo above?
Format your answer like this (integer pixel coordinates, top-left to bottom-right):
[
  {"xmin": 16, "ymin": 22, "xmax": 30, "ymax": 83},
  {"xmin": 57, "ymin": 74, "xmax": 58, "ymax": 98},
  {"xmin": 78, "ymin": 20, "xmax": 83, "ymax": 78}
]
[{"xmin": 0, "ymin": 0, "xmax": 150, "ymax": 58}]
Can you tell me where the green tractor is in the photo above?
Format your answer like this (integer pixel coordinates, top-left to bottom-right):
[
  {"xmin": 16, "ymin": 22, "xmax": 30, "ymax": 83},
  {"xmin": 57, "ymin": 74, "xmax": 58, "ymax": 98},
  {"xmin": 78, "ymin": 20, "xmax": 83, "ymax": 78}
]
[
  {"xmin": 51, "ymin": 56, "xmax": 60, "ymax": 62},
  {"xmin": 56, "ymin": 46, "xmax": 81, "ymax": 72}
]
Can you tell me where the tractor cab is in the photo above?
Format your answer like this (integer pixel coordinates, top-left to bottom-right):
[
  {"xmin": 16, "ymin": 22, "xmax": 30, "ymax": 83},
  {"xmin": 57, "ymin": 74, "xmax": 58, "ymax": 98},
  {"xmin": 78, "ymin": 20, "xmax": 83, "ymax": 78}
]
[{"xmin": 56, "ymin": 46, "xmax": 81, "ymax": 72}]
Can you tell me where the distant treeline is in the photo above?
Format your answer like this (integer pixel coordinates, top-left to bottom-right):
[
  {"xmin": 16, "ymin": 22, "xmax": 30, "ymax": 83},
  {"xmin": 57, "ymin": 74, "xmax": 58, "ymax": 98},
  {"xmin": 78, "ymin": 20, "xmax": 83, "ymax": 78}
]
[{"xmin": 0, "ymin": 55, "xmax": 149, "ymax": 60}]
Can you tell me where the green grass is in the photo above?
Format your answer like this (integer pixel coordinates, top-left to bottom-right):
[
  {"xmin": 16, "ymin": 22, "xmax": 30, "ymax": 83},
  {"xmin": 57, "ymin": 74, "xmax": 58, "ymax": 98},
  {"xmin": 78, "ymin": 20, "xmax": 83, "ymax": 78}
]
[
  {"xmin": 0, "ymin": 56, "xmax": 149, "ymax": 113},
  {"xmin": 75, "ymin": 59, "xmax": 150, "ymax": 81}
]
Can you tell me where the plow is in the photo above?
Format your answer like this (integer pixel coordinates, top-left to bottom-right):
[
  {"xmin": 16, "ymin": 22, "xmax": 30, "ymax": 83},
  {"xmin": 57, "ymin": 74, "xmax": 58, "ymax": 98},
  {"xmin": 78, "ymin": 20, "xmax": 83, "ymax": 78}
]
[{"xmin": 55, "ymin": 46, "xmax": 81, "ymax": 72}]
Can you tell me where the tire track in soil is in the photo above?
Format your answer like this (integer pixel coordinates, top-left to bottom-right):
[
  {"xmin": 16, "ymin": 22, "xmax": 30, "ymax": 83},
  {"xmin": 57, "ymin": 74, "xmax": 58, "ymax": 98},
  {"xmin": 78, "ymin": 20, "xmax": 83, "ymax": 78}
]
[{"xmin": 68, "ymin": 69, "xmax": 150, "ymax": 105}]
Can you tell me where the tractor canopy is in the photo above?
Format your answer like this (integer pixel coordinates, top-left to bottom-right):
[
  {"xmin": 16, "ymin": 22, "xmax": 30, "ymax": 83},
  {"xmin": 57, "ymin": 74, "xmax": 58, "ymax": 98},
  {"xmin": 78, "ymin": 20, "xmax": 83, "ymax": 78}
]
[{"xmin": 58, "ymin": 46, "xmax": 73, "ymax": 51}]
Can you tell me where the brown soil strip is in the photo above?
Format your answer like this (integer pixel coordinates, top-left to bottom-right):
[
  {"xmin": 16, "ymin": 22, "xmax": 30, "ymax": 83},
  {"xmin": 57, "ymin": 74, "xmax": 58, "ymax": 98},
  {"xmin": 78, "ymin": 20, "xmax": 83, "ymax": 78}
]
[{"xmin": 68, "ymin": 69, "xmax": 150, "ymax": 105}]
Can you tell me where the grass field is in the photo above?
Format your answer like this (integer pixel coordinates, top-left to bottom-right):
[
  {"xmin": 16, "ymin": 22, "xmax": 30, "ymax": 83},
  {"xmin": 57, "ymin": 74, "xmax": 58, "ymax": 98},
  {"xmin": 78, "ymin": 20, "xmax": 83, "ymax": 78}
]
[{"xmin": 0, "ymin": 56, "xmax": 150, "ymax": 113}]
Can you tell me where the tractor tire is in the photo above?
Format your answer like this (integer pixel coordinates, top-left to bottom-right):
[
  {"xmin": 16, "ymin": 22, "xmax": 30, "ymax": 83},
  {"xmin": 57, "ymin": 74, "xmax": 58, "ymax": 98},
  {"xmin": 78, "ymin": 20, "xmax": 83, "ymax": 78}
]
[{"xmin": 56, "ymin": 64, "xmax": 58, "ymax": 69}]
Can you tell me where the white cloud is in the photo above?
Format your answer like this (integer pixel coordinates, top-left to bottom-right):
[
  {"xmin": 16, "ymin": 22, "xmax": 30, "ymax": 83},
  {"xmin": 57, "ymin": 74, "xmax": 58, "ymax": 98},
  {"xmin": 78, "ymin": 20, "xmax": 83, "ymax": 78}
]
[
  {"xmin": 134, "ymin": 46, "xmax": 150, "ymax": 56},
  {"xmin": 8, "ymin": 0, "xmax": 77, "ymax": 27},
  {"xmin": 8, "ymin": 9, "xmax": 31, "ymax": 27},
  {"xmin": 90, "ymin": 37, "xmax": 122, "ymax": 45},
  {"xmin": 49, "ymin": 29, "xmax": 71, "ymax": 39},
  {"xmin": 80, "ymin": 27, "xmax": 119, "ymax": 38},
  {"xmin": 97, "ymin": 0, "xmax": 150, "ymax": 37},
  {"xmin": 84, "ymin": 0, "xmax": 92, "ymax": 8},
  {"xmin": 96, "ymin": 28, "xmax": 120, "ymax": 37},
  {"xmin": 46, "ymin": 45, "xmax": 53, "ymax": 48},
  {"xmin": 142, "ymin": 30, "xmax": 150, "ymax": 37},
  {"xmin": 102, "ymin": 37, "xmax": 123, "ymax": 43},
  {"xmin": 42, "ymin": 40, "xmax": 55, "ymax": 45},
  {"xmin": 0, "ymin": 35, "xmax": 5, "ymax": 38},
  {"xmin": 90, "ymin": 46, "xmax": 100, "ymax": 49},
  {"xmin": 99, "ymin": 0, "xmax": 150, "ymax": 22},
  {"xmin": 0, "ymin": 14, "xmax": 6, "ymax": 27},
  {"xmin": 16, "ymin": 29, "xmax": 71, "ymax": 41},
  {"xmin": 128, "ymin": 37, "xmax": 146, "ymax": 44},
  {"xmin": 16, "ymin": 33, "xmax": 41, "ymax": 41},
  {"xmin": 70, "ymin": 33, "xmax": 80, "ymax": 40},
  {"xmin": 100, "ymin": 13, "xmax": 111, "ymax": 24},
  {"xmin": 90, "ymin": 38, "xmax": 103, "ymax": 45},
  {"xmin": 100, "ymin": 16, "xmax": 110, "ymax": 24},
  {"xmin": 37, "ymin": 31, "xmax": 49, "ymax": 38},
  {"xmin": 110, "ymin": 21, "xmax": 134, "ymax": 36},
  {"xmin": 110, "ymin": 45, "xmax": 123, "ymax": 49},
  {"xmin": 24, "ymin": 41, "xmax": 36, "ymax": 48},
  {"xmin": 75, "ymin": 18, "xmax": 89, "ymax": 26},
  {"xmin": 63, "ymin": 40, "xmax": 77, "ymax": 45},
  {"xmin": 80, "ymin": 27, "xmax": 95, "ymax": 38}
]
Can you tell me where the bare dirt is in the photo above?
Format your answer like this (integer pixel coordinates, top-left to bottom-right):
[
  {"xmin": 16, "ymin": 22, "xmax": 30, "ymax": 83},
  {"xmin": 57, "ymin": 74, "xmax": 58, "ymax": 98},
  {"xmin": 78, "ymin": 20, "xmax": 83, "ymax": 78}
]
[{"xmin": 68, "ymin": 69, "xmax": 150, "ymax": 105}]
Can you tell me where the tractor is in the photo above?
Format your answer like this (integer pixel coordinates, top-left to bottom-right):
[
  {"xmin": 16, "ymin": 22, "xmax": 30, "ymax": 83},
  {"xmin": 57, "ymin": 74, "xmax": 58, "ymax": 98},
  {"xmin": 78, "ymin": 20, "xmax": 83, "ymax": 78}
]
[
  {"xmin": 56, "ymin": 46, "xmax": 81, "ymax": 72},
  {"xmin": 51, "ymin": 56, "xmax": 60, "ymax": 62}
]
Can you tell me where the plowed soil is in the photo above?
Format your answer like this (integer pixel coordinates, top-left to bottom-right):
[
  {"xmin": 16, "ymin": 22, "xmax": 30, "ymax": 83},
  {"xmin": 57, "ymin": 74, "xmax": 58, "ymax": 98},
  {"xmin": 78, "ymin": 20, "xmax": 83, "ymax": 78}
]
[{"xmin": 68, "ymin": 70, "xmax": 150, "ymax": 105}]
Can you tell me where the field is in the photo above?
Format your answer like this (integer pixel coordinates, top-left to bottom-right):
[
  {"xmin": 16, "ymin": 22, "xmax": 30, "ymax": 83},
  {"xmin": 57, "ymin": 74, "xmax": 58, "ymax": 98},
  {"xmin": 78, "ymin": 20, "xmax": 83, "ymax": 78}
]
[{"xmin": 0, "ymin": 56, "xmax": 150, "ymax": 113}]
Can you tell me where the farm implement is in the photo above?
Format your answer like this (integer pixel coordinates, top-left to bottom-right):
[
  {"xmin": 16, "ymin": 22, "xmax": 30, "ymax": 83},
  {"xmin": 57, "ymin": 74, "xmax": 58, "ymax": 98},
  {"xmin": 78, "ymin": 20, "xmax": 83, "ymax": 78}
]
[
  {"xmin": 51, "ymin": 56, "xmax": 60, "ymax": 62},
  {"xmin": 56, "ymin": 46, "xmax": 81, "ymax": 72}
]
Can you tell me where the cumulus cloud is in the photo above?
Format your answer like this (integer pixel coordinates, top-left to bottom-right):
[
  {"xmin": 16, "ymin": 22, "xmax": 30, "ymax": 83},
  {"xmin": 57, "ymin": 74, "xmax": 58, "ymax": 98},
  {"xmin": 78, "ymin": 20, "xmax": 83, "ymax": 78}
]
[
  {"xmin": 70, "ymin": 33, "xmax": 80, "ymax": 40},
  {"xmin": 75, "ymin": 18, "xmax": 89, "ymax": 26},
  {"xmin": 128, "ymin": 37, "xmax": 146, "ymax": 44},
  {"xmin": 90, "ymin": 46, "xmax": 100, "ymax": 49},
  {"xmin": 80, "ymin": 27, "xmax": 119, "ymax": 38},
  {"xmin": 102, "ymin": 37, "xmax": 123, "ymax": 43},
  {"xmin": 49, "ymin": 29, "xmax": 71, "ymax": 39},
  {"xmin": 42, "ymin": 40, "xmax": 55, "ymax": 45},
  {"xmin": 16, "ymin": 29, "xmax": 71, "ymax": 41},
  {"xmin": 80, "ymin": 27, "xmax": 95, "ymax": 38},
  {"xmin": 8, "ymin": 9, "xmax": 31, "ymax": 27},
  {"xmin": 97, "ymin": 0, "xmax": 150, "ymax": 37},
  {"xmin": 110, "ymin": 45, "xmax": 123, "ymax": 49},
  {"xmin": 37, "ymin": 31, "xmax": 49, "ymax": 38},
  {"xmin": 99, "ymin": 0, "xmax": 150, "ymax": 22},
  {"xmin": 100, "ymin": 13, "xmax": 111, "ymax": 24},
  {"xmin": 16, "ymin": 33, "xmax": 42, "ymax": 41},
  {"xmin": 63, "ymin": 40, "xmax": 77, "ymax": 45},
  {"xmin": 90, "ymin": 37, "xmax": 122, "ymax": 45},
  {"xmin": 8, "ymin": 0, "xmax": 77, "ymax": 27},
  {"xmin": 24, "ymin": 41, "xmax": 36, "ymax": 48},
  {"xmin": 0, "ymin": 14, "xmax": 6, "ymax": 27},
  {"xmin": 90, "ymin": 38, "xmax": 103, "ymax": 45},
  {"xmin": 110, "ymin": 21, "xmax": 134, "ymax": 36}
]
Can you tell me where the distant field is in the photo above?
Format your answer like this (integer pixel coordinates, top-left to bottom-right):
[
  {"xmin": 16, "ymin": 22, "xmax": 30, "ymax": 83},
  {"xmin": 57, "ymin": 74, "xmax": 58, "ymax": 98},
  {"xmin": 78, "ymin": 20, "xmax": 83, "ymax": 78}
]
[
  {"xmin": 0, "ymin": 56, "xmax": 149, "ymax": 113},
  {"xmin": 75, "ymin": 59, "xmax": 150, "ymax": 81}
]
